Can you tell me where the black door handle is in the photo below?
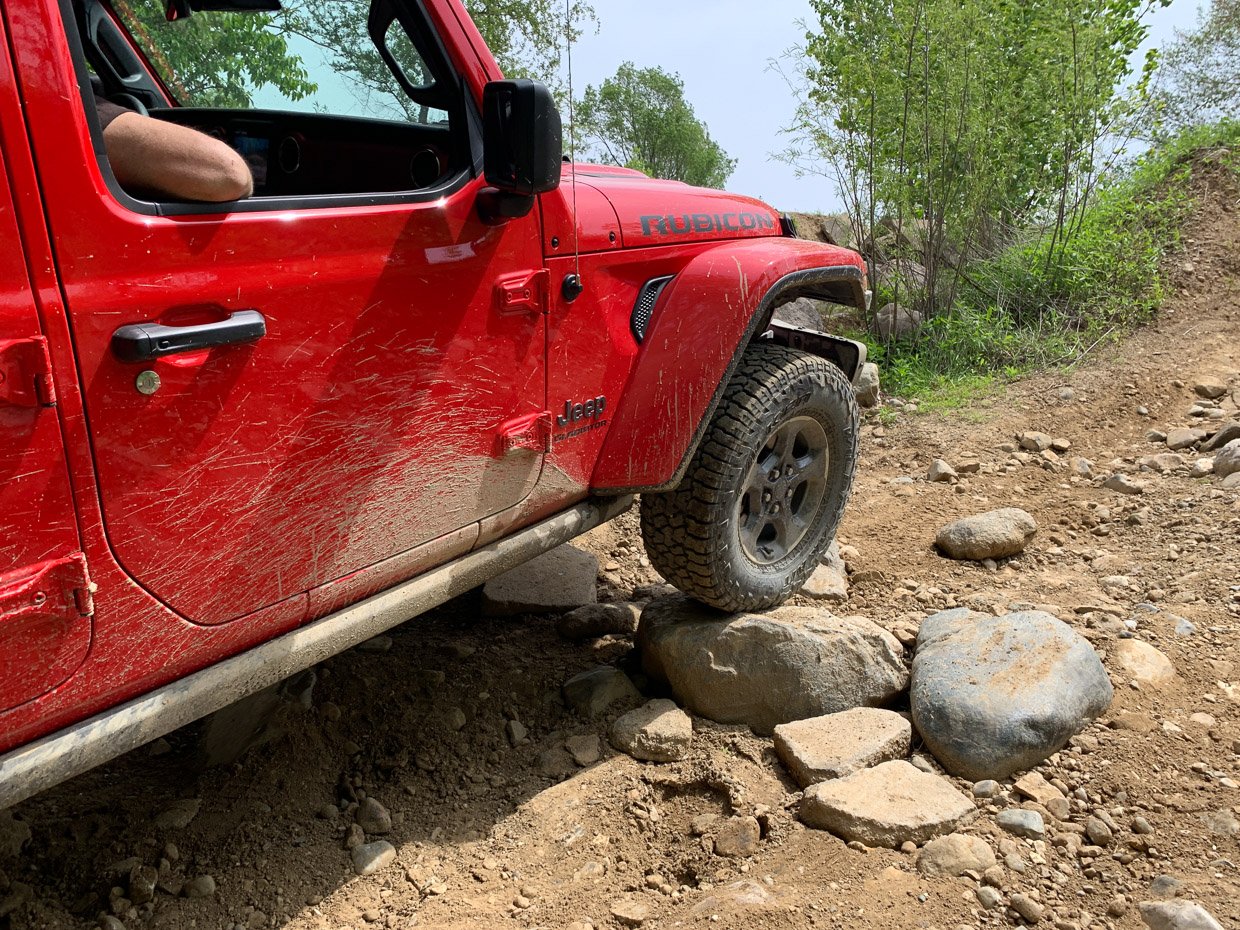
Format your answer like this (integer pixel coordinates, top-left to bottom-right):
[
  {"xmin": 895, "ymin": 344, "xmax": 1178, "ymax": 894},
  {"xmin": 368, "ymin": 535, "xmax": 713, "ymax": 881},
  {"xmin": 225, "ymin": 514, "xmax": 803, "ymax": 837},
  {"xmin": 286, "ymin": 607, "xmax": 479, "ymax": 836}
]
[{"xmin": 111, "ymin": 310, "xmax": 267, "ymax": 362}]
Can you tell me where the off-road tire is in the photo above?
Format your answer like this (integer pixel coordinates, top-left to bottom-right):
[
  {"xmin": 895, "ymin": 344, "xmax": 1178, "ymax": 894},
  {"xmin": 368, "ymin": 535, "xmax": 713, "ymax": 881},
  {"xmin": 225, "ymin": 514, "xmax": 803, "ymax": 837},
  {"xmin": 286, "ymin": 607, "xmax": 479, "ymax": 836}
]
[{"xmin": 641, "ymin": 342, "xmax": 859, "ymax": 611}]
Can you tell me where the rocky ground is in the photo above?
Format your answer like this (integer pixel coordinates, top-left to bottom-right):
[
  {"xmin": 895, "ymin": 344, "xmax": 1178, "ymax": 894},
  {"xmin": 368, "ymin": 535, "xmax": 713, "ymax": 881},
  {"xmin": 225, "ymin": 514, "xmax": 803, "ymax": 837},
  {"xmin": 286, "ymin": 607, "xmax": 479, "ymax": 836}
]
[{"xmin": 2, "ymin": 164, "xmax": 1239, "ymax": 930}]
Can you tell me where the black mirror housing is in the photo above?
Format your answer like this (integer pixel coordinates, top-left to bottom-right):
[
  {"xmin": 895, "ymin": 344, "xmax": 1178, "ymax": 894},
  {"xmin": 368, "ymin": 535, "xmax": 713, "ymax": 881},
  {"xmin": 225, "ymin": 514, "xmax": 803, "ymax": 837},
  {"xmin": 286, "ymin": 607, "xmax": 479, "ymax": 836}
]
[{"xmin": 483, "ymin": 80, "xmax": 562, "ymax": 196}]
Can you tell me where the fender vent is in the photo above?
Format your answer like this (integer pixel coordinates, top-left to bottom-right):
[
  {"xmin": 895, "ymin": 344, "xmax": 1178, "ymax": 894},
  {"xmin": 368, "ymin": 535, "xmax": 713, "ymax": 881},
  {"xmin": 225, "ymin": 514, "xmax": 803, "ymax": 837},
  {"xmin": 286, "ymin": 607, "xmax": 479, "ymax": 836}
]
[{"xmin": 630, "ymin": 275, "xmax": 674, "ymax": 343}]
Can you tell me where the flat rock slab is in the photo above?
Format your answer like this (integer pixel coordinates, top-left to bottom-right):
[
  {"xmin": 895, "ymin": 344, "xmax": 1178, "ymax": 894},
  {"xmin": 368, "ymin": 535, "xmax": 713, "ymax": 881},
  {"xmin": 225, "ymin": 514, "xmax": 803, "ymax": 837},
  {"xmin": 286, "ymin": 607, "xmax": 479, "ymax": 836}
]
[
  {"xmin": 482, "ymin": 545, "xmax": 598, "ymax": 615},
  {"xmin": 774, "ymin": 708, "xmax": 912, "ymax": 787},
  {"xmin": 610, "ymin": 699, "xmax": 692, "ymax": 762},
  {"xmin": 638, "ymin": 596, "xmax": 907, "ymax": 735},
  {"xmin": 935, "ymin": 508, "xmax": 1036, "ymax": 560},
  {"xmin": 911, "ymin": 609, "xmax": 1113, "ymax": 780},
  {"xmin": 800, "ymin": 760, "xmax": 975, "ymax": 847}
]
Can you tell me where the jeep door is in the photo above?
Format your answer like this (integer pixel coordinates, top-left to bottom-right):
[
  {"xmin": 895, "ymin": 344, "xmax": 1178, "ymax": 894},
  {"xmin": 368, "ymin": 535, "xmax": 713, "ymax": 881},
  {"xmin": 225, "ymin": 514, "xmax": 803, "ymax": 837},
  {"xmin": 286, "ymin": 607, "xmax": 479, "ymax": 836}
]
[{"xmin": 13, "ymin": 0, "xmax": 547, "ymax": 625}]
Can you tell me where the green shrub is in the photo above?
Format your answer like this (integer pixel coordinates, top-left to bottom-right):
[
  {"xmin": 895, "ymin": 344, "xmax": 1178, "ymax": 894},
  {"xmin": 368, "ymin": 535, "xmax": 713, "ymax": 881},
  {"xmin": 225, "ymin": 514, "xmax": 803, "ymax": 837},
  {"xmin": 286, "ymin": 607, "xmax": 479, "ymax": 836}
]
[{"xmin": 866, "ymin": 121, "xmax": 1240, "ymax": 405}]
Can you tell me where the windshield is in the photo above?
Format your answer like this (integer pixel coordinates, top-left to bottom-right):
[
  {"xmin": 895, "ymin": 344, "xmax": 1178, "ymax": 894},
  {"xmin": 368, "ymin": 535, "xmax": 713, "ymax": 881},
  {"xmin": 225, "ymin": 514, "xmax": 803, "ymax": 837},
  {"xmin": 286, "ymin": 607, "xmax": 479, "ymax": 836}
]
[{"xmin": 110, "ymin": 0, "xmax": 449, "ymax": 125}]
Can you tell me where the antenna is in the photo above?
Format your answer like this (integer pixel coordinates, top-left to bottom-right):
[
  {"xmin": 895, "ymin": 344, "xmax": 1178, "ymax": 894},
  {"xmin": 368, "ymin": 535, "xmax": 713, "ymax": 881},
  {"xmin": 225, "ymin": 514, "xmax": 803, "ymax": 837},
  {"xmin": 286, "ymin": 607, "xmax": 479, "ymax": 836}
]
[{"xmin": 562, "ymin": 0, "xmax": 584, "ymax": 303}]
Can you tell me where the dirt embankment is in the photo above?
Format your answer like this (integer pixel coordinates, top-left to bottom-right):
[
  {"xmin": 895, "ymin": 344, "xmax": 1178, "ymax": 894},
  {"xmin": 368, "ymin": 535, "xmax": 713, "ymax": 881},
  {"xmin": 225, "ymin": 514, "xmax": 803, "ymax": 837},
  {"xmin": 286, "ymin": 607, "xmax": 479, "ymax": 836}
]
[{"xmin": 2, "ymin": 163, "xmax": 1238, "ymax": 930}]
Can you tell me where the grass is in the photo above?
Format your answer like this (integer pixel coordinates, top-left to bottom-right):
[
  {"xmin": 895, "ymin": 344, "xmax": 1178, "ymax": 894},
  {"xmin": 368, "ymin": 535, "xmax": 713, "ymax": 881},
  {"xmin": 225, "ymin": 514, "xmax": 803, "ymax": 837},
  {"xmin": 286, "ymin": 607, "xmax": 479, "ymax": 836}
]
[{"xmin": 859, "ymin": 120, "xmax": 1240, "ymax": 408}]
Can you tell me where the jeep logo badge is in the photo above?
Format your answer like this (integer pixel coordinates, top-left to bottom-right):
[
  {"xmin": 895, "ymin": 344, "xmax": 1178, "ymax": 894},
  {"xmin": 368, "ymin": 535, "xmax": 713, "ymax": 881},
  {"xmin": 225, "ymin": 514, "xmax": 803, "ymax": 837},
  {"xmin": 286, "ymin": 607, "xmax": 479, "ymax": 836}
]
[{"xmin": 556, "ymin": 395, "xmax": 606, "ymax": 428}]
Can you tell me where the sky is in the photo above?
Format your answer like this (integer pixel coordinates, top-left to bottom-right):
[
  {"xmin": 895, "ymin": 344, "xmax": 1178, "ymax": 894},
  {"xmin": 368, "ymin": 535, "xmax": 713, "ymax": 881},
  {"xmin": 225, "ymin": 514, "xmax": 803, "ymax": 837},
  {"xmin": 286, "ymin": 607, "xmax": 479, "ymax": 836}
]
[{"xmin": 567, "ymin": 0, "xmax": 1208, "ymax": 213}]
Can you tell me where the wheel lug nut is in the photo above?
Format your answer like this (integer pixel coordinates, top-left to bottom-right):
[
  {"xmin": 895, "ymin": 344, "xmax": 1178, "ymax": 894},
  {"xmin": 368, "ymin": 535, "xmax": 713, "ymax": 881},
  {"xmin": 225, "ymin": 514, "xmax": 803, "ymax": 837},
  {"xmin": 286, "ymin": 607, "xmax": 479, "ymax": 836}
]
[
  {"xmin": 785, "ymin": 465, "xmax": 794, "ymax": 477},
  {"xmin": 768, "ymin": 469, "xmax": 780, "ymax": 482}
]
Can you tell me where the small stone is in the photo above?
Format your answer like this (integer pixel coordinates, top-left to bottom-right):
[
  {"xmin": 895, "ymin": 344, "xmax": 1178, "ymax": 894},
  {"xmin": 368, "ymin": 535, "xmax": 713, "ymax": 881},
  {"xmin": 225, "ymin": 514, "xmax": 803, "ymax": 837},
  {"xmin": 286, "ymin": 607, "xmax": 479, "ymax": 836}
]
[
  {"xmin": 928, "ymin": 459, "xmax": 958, "ymax": 482},
  {"xmin": 1019, "ymin": 432, "xmax": 1053, "ymax": 452},
  {"xmin": 565, "ymin": 734, "xmax": 602, "ymax": 766},
  {"xmin": 1138, "ymin": 899, "xmax": 1224, "ymax": 930},
  {"xmin": 99, "ymin": 918, "xmax": 126, "ymax": 930},
  {"xmin": 610, "ymin": 897, "xmax": 651, "ymax": 927},
  {"xmin": 1085, "ymin": 816, "xmax": 1114, "ymax": 846},
  {"xmin": 506, "ymin": 719, "xmax": 528, "ymax": 746},
  {"xmin": 1149, "ymin": 875, "xmax": 1186, "ymax": 900},
  {"xmin": 127, "ymin": 866, "xmax": 158, "ymax": 907},
  {"xmin": 183, "ymin": 875, "xmax": 216, "ymax": 899},
  {"xmin": 973, "ymin": 780, "xmax": 1001, "ymax": 799},
  {"xmin": 1010, "ymin": 893, "xmax": 1044, "ymax": 924},
  {"xmin": 1014, "ymin": 772, "xmax": 1066, "ymax": 807},
  {"xmin": 916, "ymin": 833, "xmax": 997, "ymax": 876},
  {"xmin": 556, "ymin": 603, "xmax": 640, "ymax": 642},
  {"xmin": 356, "ymin": 797, "xmax": 391, "ymax": 835},
  {"xmin": 562, "ymin": 667, "xmax": 641, "ymax": 717},
  {"xmin": 1165, "ymin": 428, "xmax": 1206, "ymax": 451},
  {"xmin": 977, "ymin": 887, "xmax": 1003, "ymax": 909},
  {"xmin": 997, "ymin": 809, "xmax": 1045, "ymax": 840},
  {"xmin": 800, "ymin": 542, "xmax": 849, "ymax": 602},
  {"xmin": 351, "ymin": 841, "xmax": 396, "ymax": 876},
  {"xmin": 690, "ymin": 813, "xmax": 722, "ymax": 836},
  {"xmin": 935, "ymin": 509, "xmax": 1037, "ymax": 560},
  {"xmin": 713, "ymin": 816, "xmax": 761, "ymax": 857},
  {"xmin": 1132, "ymin": 816, "xmax": 1155, "ymax": 835},
  {"xmin": 1188, "ymin": 712, "xmax": 1216, "ymax": 728},
  {"xmin": 1193, "ymin": 378, "xmax": 1227, "ymax": 399},
  {"xmin": 1111, "ymin": 640, "xmax": 1176, "ymax": 686},
  {"xmin": 610, "ymin": 699, "xmax": 692, "ymax": 762},
  {"xmin": 442, "ymin": 706, "xmax": 467, "ymax": 731},
  {"xmin": 1189, "ymin": 459, "xmax": 1214, "ymax": 478},
  {"xmin": 154, "ymin": 798, "xmax": 202, "ymax": 831},
  {"xmin": 343, "ymin": 823, "xmax": 365, "ymax": 850},
  {"xmin": 1103, "ymin": 474, "xmax": 1146, "ymax": 495},
  {"xmin": 0, "ymin": 812, "xmax": 31, "ymax": 859}
]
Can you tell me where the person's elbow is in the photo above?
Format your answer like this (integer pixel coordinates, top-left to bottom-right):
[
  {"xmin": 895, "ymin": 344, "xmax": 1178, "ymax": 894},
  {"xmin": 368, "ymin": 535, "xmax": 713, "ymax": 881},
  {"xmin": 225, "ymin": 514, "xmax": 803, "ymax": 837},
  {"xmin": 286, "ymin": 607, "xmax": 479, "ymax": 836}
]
[{"xmin": 205, "ymin": 149, "xmax": 254, "ymax": 202}]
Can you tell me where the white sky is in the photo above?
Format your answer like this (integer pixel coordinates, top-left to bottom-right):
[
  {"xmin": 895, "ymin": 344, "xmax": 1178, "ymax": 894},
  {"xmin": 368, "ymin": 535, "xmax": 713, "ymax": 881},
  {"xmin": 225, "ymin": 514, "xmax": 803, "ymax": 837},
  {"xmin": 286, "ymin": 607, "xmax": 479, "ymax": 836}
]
[{"xmin": 568, "ymin": 0, "xmax": 1208, "ymax": 213}]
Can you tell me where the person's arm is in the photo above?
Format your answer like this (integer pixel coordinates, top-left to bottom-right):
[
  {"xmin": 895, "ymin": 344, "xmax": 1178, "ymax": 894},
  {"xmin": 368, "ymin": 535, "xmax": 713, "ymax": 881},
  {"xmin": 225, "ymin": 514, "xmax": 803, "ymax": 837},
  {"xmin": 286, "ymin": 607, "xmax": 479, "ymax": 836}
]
[{"xmin": 102, "ymin": 110, "xmax": 254, "ymax": 202}]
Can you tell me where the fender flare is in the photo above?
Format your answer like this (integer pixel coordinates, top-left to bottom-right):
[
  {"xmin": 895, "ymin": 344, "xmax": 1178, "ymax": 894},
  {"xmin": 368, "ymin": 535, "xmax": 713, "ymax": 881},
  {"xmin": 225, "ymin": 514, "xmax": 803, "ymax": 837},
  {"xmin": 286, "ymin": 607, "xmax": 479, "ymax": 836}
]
[{"xmin": 591, "ymin": 238, "xmax": 867, "ymax": 495}]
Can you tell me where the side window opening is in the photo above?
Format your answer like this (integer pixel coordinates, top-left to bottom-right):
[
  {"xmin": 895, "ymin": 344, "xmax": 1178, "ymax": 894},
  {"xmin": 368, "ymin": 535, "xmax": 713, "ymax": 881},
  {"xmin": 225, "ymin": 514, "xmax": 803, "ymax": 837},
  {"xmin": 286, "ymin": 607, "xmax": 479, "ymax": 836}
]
[{"xmin": 76, "ymin": 0, "xmax": 469, "ymax": 207}]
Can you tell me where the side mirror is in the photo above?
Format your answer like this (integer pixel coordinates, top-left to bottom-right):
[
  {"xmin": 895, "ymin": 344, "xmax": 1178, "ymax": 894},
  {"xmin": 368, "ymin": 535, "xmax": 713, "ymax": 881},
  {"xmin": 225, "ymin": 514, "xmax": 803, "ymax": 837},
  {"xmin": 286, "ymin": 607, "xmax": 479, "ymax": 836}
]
[{"xmin": 483, "ymin": 80, "xmax": 562, "ymax": 195}]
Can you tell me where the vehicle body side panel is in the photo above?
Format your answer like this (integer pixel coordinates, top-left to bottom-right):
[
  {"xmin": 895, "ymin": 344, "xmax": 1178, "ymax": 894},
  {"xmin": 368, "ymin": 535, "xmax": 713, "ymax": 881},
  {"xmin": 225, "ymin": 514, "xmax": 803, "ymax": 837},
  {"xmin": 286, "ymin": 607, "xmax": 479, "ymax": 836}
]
[
  {"xmin": 591, "ymin": 238, "xmax": 867, "ymax": 493},
  {"xmin": 0, "ymin": 20, "xmax": 92, "ymax": 713}
]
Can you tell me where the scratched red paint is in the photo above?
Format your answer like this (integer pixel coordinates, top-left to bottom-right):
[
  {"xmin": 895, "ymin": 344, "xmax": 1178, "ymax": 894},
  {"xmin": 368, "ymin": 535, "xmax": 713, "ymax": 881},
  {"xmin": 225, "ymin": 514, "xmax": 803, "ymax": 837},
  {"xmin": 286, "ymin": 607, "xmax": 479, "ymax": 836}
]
[{"xmin": 0, "ymin": 0, "xmax": 867, "ymax": 762}]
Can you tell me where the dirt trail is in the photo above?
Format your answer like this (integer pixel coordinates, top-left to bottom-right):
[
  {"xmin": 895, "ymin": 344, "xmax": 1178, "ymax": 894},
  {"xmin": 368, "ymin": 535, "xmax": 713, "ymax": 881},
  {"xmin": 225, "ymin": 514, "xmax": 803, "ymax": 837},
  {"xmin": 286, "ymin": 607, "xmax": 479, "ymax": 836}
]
[{"xmin": 3, "ymin": 161, "xmax": 1238, "ymax": 930}]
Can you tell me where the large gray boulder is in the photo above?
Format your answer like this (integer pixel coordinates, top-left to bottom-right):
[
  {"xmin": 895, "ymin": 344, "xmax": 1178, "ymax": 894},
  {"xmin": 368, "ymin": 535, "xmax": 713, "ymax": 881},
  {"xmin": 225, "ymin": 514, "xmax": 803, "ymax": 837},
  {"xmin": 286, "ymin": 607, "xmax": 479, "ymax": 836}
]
[
  {"xmin": 935, "ymin": 509, "xmax": 1036, "ymax": 560},
  {"xmin": 911, "ymin": 609, "xmax": 1113, "ymax": 780},
  {"xmin": 638, "ymin": 596, "xmax": 907, "ymax": 735}
]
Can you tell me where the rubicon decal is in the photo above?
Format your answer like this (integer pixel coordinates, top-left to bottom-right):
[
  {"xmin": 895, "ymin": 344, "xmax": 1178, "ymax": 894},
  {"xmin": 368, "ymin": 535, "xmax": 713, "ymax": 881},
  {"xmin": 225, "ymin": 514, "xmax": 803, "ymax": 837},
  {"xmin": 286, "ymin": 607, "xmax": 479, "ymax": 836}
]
[{"xmin": 639, "ymin": 213, "xmax": 777, "ymax": 237}]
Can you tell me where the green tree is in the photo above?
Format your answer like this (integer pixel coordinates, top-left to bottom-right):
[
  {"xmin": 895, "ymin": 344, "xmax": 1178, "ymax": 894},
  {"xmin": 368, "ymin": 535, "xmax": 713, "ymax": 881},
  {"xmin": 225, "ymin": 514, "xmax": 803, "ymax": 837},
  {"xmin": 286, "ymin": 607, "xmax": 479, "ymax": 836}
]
[
  {"xmin": 1146, "ymin": 0, "xmax": 1240, "ymax": 137},
  {"xmin": 115, "ymin": 0, "xmax": 596, "ymax": 114},
  {"xmin": 778, "ymin": 0, "xmax": 1159, "ymax": 322},
  {"xmin": 113, "ymin": 0, "xmax": 314, "ymax": 106},
  {"xmin": 576, "ymin": 62, "xmax": 736, "ymax": 188}
]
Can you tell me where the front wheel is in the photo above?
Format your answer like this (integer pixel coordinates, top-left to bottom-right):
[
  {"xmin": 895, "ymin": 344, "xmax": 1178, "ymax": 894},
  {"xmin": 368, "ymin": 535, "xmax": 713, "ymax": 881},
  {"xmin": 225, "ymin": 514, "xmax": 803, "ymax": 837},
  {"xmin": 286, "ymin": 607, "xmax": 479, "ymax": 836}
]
[{"xmin": 641, "ymin": 342, "xmax": 859, "ymax": 611}]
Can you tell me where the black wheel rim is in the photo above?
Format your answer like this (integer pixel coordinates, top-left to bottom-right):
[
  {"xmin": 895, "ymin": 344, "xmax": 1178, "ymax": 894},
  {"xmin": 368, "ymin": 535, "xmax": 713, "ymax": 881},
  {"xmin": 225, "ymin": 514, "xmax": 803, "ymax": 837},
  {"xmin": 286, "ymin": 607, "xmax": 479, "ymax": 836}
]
[{"xmin": 737, "ymin": 415, "xmax": 829, "ymax": 565}]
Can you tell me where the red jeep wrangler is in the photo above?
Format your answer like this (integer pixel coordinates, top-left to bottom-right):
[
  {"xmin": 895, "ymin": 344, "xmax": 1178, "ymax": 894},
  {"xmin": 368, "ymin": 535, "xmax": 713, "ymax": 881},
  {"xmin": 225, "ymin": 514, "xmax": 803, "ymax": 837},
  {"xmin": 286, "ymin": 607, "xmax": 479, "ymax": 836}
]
[{"xmin": 0, "ymin": 0, "xmax": 869, "ymax": 807}]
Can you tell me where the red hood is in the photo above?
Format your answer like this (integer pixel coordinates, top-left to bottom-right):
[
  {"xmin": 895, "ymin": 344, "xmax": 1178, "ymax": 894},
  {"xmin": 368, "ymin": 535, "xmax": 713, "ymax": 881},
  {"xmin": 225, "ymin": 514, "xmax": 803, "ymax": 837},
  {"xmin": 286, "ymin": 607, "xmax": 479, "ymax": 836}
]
[{"xmin": 567, "ymin": 166, "xmax": 783, "ymax": 249}]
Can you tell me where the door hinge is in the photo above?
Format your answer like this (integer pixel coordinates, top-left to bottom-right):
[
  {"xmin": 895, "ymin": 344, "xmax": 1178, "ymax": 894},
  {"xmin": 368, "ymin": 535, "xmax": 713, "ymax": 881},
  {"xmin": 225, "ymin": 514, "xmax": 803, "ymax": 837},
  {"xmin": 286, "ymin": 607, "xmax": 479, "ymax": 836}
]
[
  {"xmin": 0, "ymin": 337, "xmax": 57, "ymax": 407},
  {"xmin": 497, "ymin": 411, "xmax": 552, "ymax": 455},
  {"xmin": 494, "ymin": 269, "xmax": 550, "ymax": 316},
  {"xmin": 0, "ymin": 554, "xmax": 94, "ymax": 629}
]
